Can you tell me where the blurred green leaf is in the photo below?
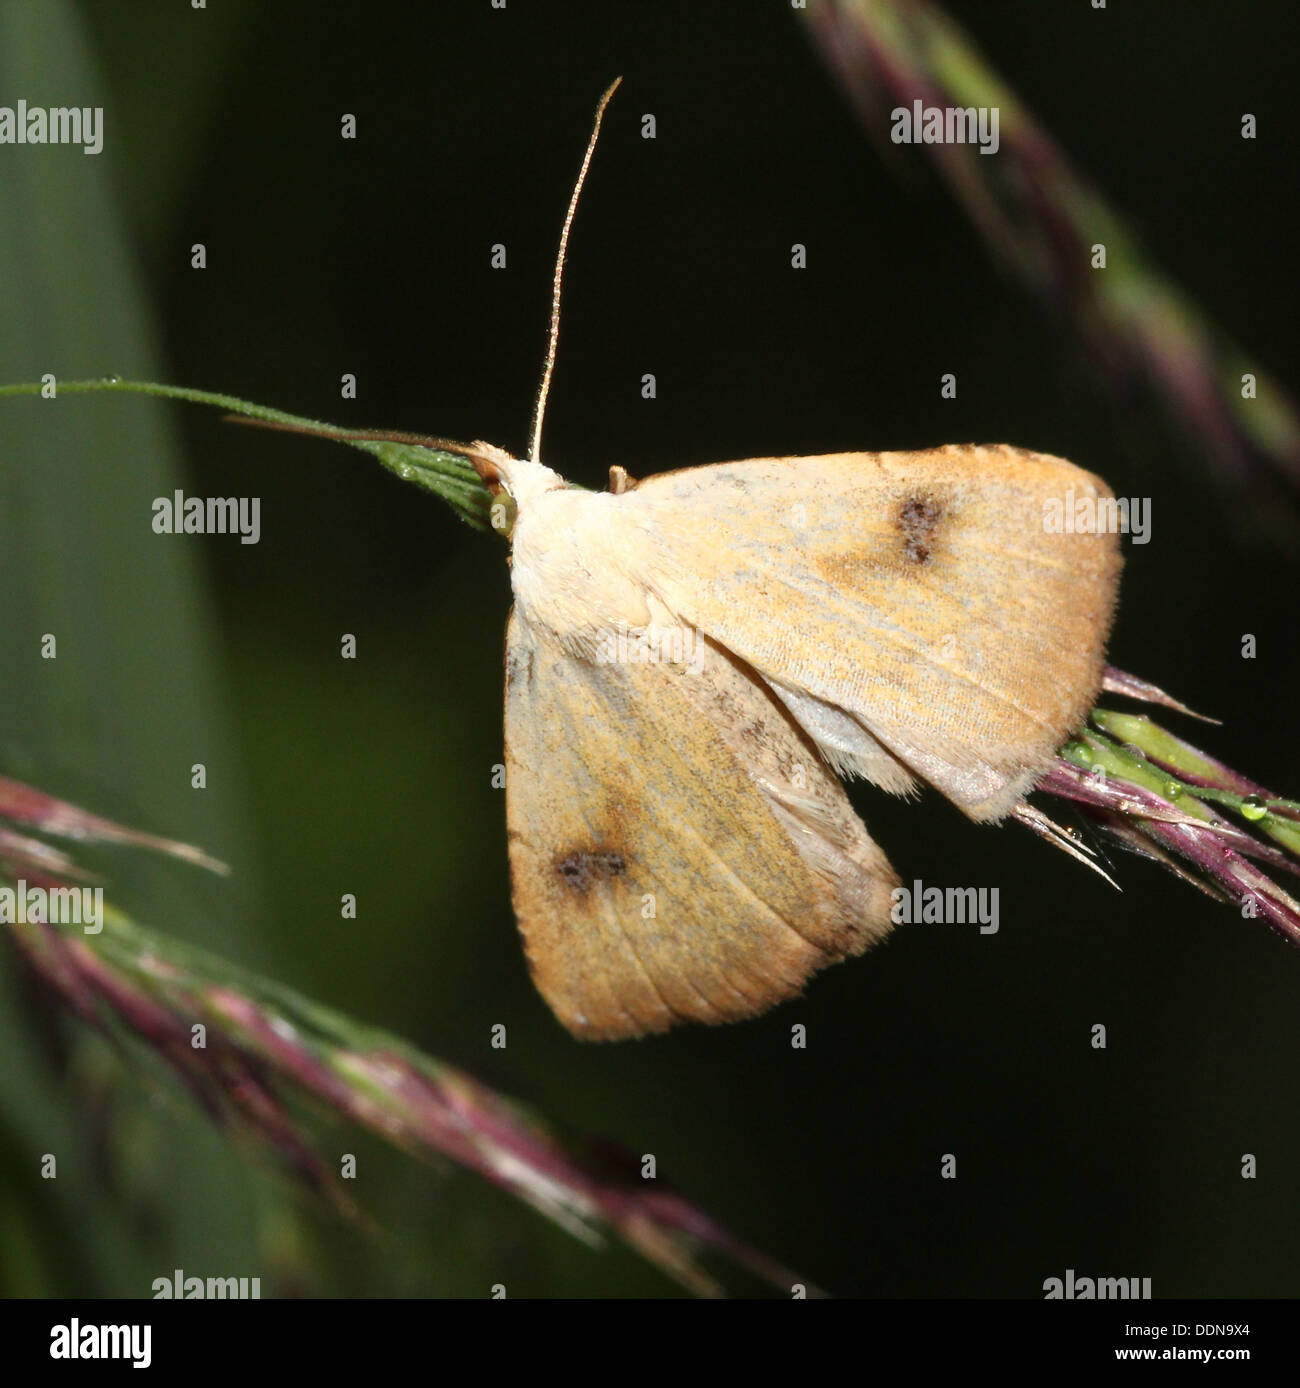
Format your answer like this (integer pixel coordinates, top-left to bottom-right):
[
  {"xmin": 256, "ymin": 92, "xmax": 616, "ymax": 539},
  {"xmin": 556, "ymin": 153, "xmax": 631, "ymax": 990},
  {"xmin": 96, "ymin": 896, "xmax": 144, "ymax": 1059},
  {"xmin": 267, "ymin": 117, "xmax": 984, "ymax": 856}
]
[{"xmin": 0, "ymin": 0, "xmax": 270, "ymax": 1296}]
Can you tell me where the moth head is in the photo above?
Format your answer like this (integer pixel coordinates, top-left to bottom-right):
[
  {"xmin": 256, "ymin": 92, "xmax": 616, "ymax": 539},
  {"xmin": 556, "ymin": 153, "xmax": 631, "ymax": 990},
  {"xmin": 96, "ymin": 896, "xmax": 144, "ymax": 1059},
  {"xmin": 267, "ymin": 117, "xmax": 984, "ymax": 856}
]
[{"xmin": 468, "ymin": 441, "xmax": 569, "ymax": 538}]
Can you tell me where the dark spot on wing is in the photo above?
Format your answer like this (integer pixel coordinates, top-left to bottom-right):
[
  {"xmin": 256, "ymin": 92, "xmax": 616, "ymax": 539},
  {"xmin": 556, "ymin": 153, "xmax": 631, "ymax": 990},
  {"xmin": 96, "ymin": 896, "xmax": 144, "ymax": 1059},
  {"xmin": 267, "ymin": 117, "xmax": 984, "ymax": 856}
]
[
  {"xmin": 555, "ymin": 849, "xmax": 627, "ymax": 892},
  {"xmin": 898, "ymin": 496, "xmax": 943, "ymax": 563}
]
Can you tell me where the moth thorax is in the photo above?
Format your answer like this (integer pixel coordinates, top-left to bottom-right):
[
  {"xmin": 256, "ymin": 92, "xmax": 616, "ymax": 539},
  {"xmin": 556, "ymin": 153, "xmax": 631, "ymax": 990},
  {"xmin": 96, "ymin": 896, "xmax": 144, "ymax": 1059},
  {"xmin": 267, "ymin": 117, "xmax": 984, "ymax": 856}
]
[
  {"xmin": 509, "ymin": 487, "xmax": 654, "ymax": 637},
  {"xmin": 499, "ymin": 457, "xmax": 567, "ymax": 512}
]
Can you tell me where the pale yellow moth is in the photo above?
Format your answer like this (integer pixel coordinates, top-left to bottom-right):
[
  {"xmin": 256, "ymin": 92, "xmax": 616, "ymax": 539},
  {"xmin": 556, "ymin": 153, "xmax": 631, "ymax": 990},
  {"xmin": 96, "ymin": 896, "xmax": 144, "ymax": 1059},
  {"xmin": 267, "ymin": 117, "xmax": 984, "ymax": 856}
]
[{"xmin": 458, "ymin": 80, "xmax": 1120, "ymax": 1040}]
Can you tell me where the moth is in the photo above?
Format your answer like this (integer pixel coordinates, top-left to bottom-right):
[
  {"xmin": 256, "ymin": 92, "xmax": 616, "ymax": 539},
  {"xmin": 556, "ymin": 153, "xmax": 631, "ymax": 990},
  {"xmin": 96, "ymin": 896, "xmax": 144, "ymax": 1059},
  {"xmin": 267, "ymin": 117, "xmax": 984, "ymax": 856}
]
[
  {"xmin": 260, "ymin": 83, "xmax": 1122, "ymax": 1040},
  {"xmin": 460, "ymin": 441, "xmax": 1119, "ymax": 1040},
  {"xmin": 452, "ymin": 83, "xmax": 1123, "ymax": 1040}
]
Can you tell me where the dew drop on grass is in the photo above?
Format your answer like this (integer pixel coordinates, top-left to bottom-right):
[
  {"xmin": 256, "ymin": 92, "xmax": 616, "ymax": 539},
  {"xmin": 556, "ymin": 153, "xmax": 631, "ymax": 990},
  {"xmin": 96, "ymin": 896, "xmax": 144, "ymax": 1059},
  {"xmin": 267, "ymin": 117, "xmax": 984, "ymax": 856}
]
[{"xmin": 1240, "ymin": 794, "xmax": 1269, "ymax": 821}]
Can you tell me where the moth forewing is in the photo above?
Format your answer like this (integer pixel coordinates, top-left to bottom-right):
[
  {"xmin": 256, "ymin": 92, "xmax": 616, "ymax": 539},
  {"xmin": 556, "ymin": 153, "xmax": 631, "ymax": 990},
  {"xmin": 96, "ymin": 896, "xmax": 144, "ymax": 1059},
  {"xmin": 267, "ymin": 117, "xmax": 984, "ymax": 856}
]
[
  {"xmin": 503, "ymin": 599, "xmax": 899, "ymax": 1041},
  {"xmin": 613, "ymin": 445, "xmax": 1122, "ymax": 821}
]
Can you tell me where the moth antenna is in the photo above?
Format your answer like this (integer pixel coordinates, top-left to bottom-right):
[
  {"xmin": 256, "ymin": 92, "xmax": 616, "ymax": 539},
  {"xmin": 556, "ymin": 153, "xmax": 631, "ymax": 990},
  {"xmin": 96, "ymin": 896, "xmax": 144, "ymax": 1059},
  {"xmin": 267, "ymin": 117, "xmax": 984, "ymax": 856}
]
[{"xmin": 529, "ymin": 75, "xmax": 622, "ymax": 463}]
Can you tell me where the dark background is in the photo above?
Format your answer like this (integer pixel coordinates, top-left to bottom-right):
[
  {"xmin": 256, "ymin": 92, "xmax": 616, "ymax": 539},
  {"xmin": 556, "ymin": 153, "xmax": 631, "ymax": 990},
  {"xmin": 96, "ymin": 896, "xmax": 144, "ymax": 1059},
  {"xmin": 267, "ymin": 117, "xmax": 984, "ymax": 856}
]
[{"xmin": 0, "ymin": 0, "xmax": 1297, "ymax": 1297}]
